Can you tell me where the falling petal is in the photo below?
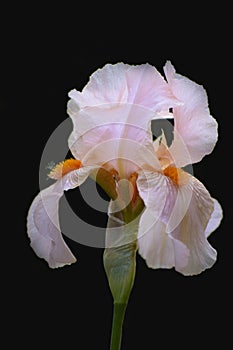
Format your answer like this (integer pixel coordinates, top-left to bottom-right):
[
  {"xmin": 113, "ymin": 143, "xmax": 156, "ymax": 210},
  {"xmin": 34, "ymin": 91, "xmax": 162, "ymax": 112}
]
[
  {"xmin": 205, "ymin": 199, "xmax": 223, "ymax": 238},
  {"xmin": 138, "ymin": 208, "xmax": 189, "ymax": 270},
  {"xmin": 27, "ymin": 165, "xmax": 98, "ymax": 267}
]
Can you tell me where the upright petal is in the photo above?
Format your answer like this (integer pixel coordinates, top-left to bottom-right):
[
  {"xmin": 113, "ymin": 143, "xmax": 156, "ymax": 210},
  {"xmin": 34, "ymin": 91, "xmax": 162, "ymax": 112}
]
[
  {"xmin": 27, "ymin": 165, "xmax": 97, "ymax": 268},
  {"xmin": 69, "ymin": 63, "xmax": 129, "ymax": 108},
  {"xmin": 164, "ymin": 61, "xmax": 218, "ymax": 167},
  {"xmin": 153, "ymin": 131, "xmax": 174, "ymax": 169},
  {"xmin": 125, "ymin": 64, "xmax": 177, "ymax": 111},
  {"xmin": 68, "ymin": 104, "xmax": 161, "ymax": 175},
  {"xmin": 68, "ymin": 62, "xmax": 178, "ymax": 113}
]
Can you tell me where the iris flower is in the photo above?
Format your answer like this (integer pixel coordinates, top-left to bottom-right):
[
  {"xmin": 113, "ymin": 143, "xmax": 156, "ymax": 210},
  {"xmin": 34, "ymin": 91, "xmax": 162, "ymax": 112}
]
[
  {"xmin": 27, "ymin": 61, "xmax": 221, "ymax": 274},
  {"xmin": 27, "ymin": 61, "xmax": 222, "ymax": 348}
]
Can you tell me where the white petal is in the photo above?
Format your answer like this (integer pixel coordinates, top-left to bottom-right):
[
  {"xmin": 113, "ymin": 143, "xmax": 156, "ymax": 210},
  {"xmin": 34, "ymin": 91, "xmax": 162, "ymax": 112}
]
[
  {"xmin": 27, "ymin": 166, "xmax": 96, "ymax": 268},
  {"xmin": 137, "ymin": 169, "xmax": 220, "ymax": 276},
  {"xmin": 69, "ymin": 63, "xmax": 129, "ymax": 108},
  {"xmin": 165, "ymin": 177, "xmax": 193, "ymax": 234},
  {"xmin": 167, "ymin": 132, "xmax": 193, "ymax": 168},
  {"xmin": 27, "ymin": 182, "xmax": 76, "ymax": 268},
  {"xmin": 169, "ymin": 176, "xmax": 217, "ymax": 275},
  {"xmin": 164, "ymin": 61, "xmax": 218, "ymax": 167},
  {"xmin": 68, "ymin": 104, "xmax": 161, "ymax": 173},
  {"xmin": 68, "ymin": 62, "xmax": 178, "ymax": 111},
  {"xmin": 164, "ymin": 61, "xmax": 208, "ymax": 110},
  {"xmin": 138, "ymin": 209, "xmax": 189, "ymax": 270},
  {"xmin": 205, "ymin": 199, "xmax": 223, "ymax": 237},
  {"xmin": 153, "ymin": 131, "xmax": 174, "ymax": 168},
  {"xmin": 152, "ymin": 110, "xmax": 174, "ymax": 120},
  {"xmin": 125, "ymin": 64, "xmax": 178, "ymax": 111},
  {"xmin": 62, "ymin": 165, "xmax": 98, "ymax": 190},
  {"xmin": 137, "ymin": 171, "xmax": 167, "ymax": 221}
]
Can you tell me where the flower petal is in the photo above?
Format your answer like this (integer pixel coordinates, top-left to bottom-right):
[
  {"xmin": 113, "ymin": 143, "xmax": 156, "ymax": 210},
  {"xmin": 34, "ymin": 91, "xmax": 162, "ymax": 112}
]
[
  {"xmin": 69, "ymin": 63, "xmax": 129, "ymax": 108},
  {"xmin": 68, "ymin": 104, "xmax": 161, "ymax": 174},
  {"xmin": 153, "ymin": 131, "xmax": 174, "ymax": 169},
  {"xmin": 205, "ymin": 199, "xmax": 223, "ymax": 238},
  {"xmin": 138, "ymin": 208, "xmax": 189, "ymax": 270},
  {"xmin": 68, "ymin": 62, "xmax": 178, "ymax": 112},
  {"xmin": 136, "ymin": 171, "xmax": 167, "ymax": 221},
  {"xmin": 167, "ymin": 175, "xmax": 218, "ymax": 275},
  {"xmin": 27, "ymin": 182, "xmax": 76, "ymax": 268},
  {"xmin": 27, "ymin": 166, "xmax": 97, "ymax": 268},
  {"xmin": 125, "ymin": 64, "xmax": 177, "ymax": 111},
  {"xmin": 137, "ymin": 169, "xmax": 220, "ymax": 275},
  {"xmin": 164, "ymin": 61, "xmax": 218, "ymax": 167}
]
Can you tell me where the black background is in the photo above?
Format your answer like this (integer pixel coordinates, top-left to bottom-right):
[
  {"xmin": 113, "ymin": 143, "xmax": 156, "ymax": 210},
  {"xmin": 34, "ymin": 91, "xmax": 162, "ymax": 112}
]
[{"xmin": 2, "ymin": 4, "xmax": 232, "ymax": 349}]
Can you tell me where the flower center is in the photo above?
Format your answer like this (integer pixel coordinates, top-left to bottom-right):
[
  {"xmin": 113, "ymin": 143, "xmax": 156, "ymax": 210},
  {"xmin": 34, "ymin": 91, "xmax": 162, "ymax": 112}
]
[
  {"xmin": 163, "ymin": 166, "xmax": 179, "ymax": 184},
  {"xmin": 163, "ymin": 166, "xmax": 189, "ymax": 186}
]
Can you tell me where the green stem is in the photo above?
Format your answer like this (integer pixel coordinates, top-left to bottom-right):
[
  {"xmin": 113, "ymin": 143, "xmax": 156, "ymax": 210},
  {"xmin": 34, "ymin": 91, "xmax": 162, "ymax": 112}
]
[
  {"xmin": 110, "ymin": 303, "xmax": 127, "ymax": 350},
  {"xmin": 104, "ymin": 190, "xmax": 143, "ymax": 350},
  {"xmin": 104, "ymin": 241, "xmax": 136, "ymax": 350}
]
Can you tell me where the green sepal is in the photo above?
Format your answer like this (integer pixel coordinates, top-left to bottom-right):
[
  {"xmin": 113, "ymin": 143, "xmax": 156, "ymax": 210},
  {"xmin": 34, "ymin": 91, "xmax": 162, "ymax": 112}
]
[
  {"xmin": 103, "ymin": 210, "xmax": 140, "ymax": 304},
  {"xmin": 104, "ymin": 240, "xmax": 137, "ymax": 304}
]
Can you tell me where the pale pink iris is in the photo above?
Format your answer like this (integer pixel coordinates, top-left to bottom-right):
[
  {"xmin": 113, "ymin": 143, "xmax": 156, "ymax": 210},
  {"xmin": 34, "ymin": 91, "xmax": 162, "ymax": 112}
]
[{"xmin": 27, "ymin": 62, "xmax": 222, "ymax": 274}]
